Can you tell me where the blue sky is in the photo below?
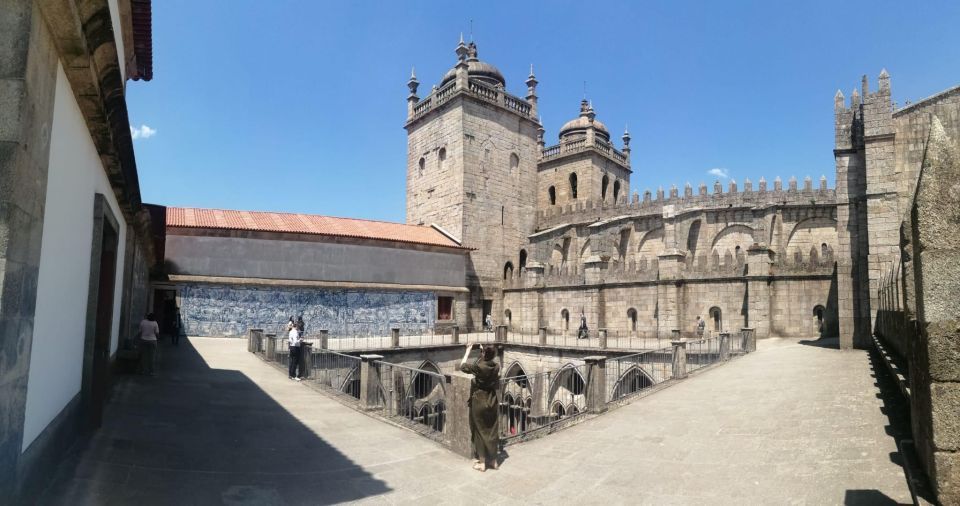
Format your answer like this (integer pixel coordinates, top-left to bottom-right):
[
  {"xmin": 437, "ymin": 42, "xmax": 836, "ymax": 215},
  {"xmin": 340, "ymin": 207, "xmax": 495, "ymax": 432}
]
[{"xmin": 127, "ymin": 0, "xmax": 960, "ymax": 223}]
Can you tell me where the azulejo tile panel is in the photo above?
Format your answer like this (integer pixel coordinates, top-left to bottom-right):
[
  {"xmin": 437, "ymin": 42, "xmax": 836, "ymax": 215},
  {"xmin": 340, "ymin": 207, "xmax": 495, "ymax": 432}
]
[{"xmin": 178, "ymin": 283, "xmax": 436, "ymax": 337}]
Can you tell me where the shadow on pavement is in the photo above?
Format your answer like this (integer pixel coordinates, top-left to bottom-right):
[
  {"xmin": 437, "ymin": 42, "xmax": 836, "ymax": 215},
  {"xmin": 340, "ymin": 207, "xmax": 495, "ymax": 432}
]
[
  {"xmin": 843, "ymin": 488, "xmax": 905, "ymax": 505},
  {"xmin": 798, "ymin": 336, "xmax": 840, "ymax": 349},
  {"xmin": 37, "ymin": 338, "xmax": 391, "ymax": 506}
]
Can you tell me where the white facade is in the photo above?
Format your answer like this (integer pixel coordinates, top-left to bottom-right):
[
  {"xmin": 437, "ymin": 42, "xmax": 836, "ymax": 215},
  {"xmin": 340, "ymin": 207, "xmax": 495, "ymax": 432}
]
[{"xmin": 21, "ymin": 62, "xmax": 129, "ymax": 451}]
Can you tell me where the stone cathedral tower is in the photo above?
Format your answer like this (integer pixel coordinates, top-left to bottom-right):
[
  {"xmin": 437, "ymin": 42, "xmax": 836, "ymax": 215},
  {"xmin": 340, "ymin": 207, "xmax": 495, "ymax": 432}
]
[{"xmin": 405, "ymin": 38, "xmax": 540, "ymax": 325}]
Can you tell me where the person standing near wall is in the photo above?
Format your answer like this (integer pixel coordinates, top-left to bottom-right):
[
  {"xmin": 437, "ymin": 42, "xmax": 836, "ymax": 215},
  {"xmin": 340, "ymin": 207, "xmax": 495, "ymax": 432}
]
[
  {"xmin": 288, "ymin": 322, "xmax": 303, "ymax": 381},
  {"xmin": 578, "ymin": 312, "xmax": 589, "ymax": 339},
  {"xmin": 458, "ymin": 342, "xmax": 500, "ymax": 472},
  {"xmin": 139, "ymin": 313, "xmax": 160, "ymax": 376}
]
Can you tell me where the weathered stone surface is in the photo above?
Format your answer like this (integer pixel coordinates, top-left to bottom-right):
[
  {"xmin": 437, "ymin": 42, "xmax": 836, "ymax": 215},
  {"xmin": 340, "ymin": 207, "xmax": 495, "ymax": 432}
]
[{"xmin": 931, "ymin": 382, "xmax": 960, "ymax": 451}]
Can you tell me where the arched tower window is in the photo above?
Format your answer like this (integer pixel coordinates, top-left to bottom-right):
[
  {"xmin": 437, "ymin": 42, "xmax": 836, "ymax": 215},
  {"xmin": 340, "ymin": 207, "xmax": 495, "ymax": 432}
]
[
  {"xmin": 613, "ymin": 180, "xmax": 621, "ymax": 202},
  {"xmin": 709, "ymin": 306, "xmax": 722, "ymax": 332},
  {"xmin": 519, "ymin": 249, "xmax": 527, "ymax": 272},
  {"xmin": 418, "ymin": 157, "xmax": 425, "ymax": 176},
  {"xmin": 813, "ymin": 305, "xmax": 825, "ymax": 332},
  {"xmin": 548, "ymin": 186, "xmax": 556, "ymax": 206},
  {"xmin": 503, "ymin": 262, "xmax": 514, "ymax": 280},
  {"xmin": 510, "ymin": 152, "xmax": 519, "ymax": 171},
  {"xmin": 569, "ymin": 173, "xmax": 578, "ymax": 199},
  {"xmin": 438, "ymin": 148, "xmax": 446, "ymax": 170},
  {"xmin": 504, "ymin": 309, "xmax": 512, "ymax": 328},
  {"xmin": 601, "ymin": 175, "xmax": 609, "ymax": 201},
  {"xmin": 627, "ymin": 308, "xmax": 638, "ymax": 331},
  {"xmin": 561, "ymin": 309, "xmax": 570, "ymax": 331}
]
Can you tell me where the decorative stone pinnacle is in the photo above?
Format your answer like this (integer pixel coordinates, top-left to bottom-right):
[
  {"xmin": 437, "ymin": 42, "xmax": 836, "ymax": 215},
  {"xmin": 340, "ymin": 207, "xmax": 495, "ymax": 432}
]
[{"xmin": 879, "ymin": 68, "xmax": 889, "ymax": 79}]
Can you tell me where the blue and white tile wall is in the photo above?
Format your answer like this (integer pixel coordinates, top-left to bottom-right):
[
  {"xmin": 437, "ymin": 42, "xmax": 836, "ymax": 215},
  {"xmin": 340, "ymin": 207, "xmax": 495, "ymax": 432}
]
[{"xmin": 178, "ymin": 283, "xmax": 436, "ymax": 337}]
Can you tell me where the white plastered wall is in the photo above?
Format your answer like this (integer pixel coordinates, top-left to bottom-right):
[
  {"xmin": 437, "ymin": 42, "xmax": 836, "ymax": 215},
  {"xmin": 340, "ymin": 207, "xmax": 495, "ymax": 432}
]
[{"xmin": 21, "ymin": 62, "xmax": 128, "ymax": 451}]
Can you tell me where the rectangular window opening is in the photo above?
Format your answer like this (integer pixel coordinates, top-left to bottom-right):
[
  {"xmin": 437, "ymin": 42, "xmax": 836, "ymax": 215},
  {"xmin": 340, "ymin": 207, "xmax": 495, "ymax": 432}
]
[{"xmin": 437, "ymin": 296, "xmax": 453, "ymax": 321}]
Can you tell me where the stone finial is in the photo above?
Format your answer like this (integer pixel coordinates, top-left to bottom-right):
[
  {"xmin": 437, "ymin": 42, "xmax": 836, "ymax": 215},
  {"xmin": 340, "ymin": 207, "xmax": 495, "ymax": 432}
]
[
  {"xmin": 758, "ymin": 176, "xmax": 767, "ymax": 193},
  {"xmin": 729, "ymin": 179, "xmax": 737, "ymax": 193},
  {"xmin": 643, "ymin": 189, "xmax": 652, "ymax": 203},
  {"xmin": 744, "ymin": 178, "xmax": 753, "ymax": 192},
  {"xmin": 526, "ymin": 64, "xmax": 538, "ymax": 98},
  {"xmin": 834, "ymin": 89, "xmax": 845, "ymax": 110},
  {"xmin": 684, "ymin": 182, "xmax": 693, "ymax": 197},
  {"xmin": 632, "ymin": 191, "xmax": 639, "ymax": 204},
  {"xmin": 878, "ymin": 68, "xmax": 890, "ymax": 92},
  {"xmin": 803, "ymin": 176, "xmax": 812, "ymax": 191},
  {"xmin": 656, "ymin": 187, "xmax": 665, "ymax": 201},
  {"xmin": 622, "ymin": 125, "xmax": 631, "ymax": 147},
  {"xmin": 862, "ymin": 74, "xmax": 869, "ymax": 96},
  {"xmin": 851, "ymin": 88, "xmax": 860, "ymax": 108},
  {"xmin": 713, "ymin": 180, "xmax": 723, "ymax": 194},
  {"xmin": 698, "ymin": 182, "xmax": 708, "ymax": 196},
  {"xmin": 669, "ymin": 185, "xmax": 679, "ymax": 199},
  {"xmin": 819, "ymin": 175, "xmax": 828, "ymax": 191},
  {"xmin": 456, "ymin": 33, "xmax": 468, "ymax": 61},
  {"xmin": 407, "ymin": 68, "xmax": 419, "ymax": 98},
  {"xmin": 773, "ymin": 176, "xmax": 782, "ymax": 192},
  {"xmin": 788, "ymin": 176, "xmax": 798, "ymax": 192}
]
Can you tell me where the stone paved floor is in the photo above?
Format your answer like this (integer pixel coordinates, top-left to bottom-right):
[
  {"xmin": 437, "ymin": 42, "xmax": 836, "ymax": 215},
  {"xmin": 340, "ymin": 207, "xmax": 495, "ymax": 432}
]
[{"xmin": 37, "ymin": 336, "xmax": 912, "ymax": 505}]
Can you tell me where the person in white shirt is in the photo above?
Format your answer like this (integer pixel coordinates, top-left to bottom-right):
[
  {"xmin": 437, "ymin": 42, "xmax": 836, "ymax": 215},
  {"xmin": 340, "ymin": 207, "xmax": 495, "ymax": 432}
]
[
  {"xmin": 139, "ymin": 313, "xmax": 160, "ymax": 376},
  {"xmin": 288, "ymin": 325, "xmax": 303, "ymax": 380}
]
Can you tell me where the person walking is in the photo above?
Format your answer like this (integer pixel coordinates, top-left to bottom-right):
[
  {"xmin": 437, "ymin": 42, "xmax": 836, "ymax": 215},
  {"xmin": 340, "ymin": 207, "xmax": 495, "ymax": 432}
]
[
  {"xmin": 696, "ymin": 315, "xmax": 706, "ymax": 339},
  {"xmin": 577, "ymin": 312, "xmax": 589, "ymax": 339},
  {"xmin": 288, "ymin": 321, "xmax": 303, "ymax": 381},
  {"xmin": 139, "ymin": 313, "xmax": 160, "ymax": 376},
  {"xmin": 459, "ymin": 342, "xmax": 500, "ymax": 472}
]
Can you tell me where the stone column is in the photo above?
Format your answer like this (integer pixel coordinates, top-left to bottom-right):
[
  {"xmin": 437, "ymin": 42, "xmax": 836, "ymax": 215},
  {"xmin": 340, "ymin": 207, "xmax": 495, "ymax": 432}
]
[
  {"xmin": 318, "ymin": 329, "xmax": 329, "ymax": 350},
  {"xmin": 391, "ymin": 328, "xmax": 400, "ymax": 348},
  {"xmin": 719, "ymin": 332, "xmax": 730, "ymax": 361},
  {"xmin": 657, "ymin": 249, "xmax": 687, "ymax": 339},
  {"xmin": 496, "ymin": 325, "xmax": 507, "ymax": 343},
  {"xmin": 444, "ymin": 371, "xmax": 475, "ymax": 458},
  {"xmin": 584, "ymin": 356, "xmax": 608, "ymax": 413},
  {"xmin": 583, "ymin": 255, "xmax": 608, "ymax": 285},
  {"xmin": 300, "ymin": 344, "xmax": 313, "ymax": 379},
  {"xmin": 452, "ymin": 325, "xmax": 460, "ymax": 344},
  {"xmin": 598, "ymin": 329, "xmax": 608, "ymax": 349},
  {"xmin": 359, "ymin": 354, "xmax": 384, "ymax": 411},
  {"xmin": 745, "ymin": 245, "xmax": 771, "ymax": 339},
  {"xmin": 671, "ymin": 340, "xmax": 687, "ymax": 379},
  {"xmin": 265, "ymin": 334, "xmax": 277, "ymax": 360},
  {"xmin": 741, "ymin": 328, "xmax": 756, "ymax": 353},
  {"xmin": 538, "ymin": 327, "xmax": 547, "ymax": 346}
]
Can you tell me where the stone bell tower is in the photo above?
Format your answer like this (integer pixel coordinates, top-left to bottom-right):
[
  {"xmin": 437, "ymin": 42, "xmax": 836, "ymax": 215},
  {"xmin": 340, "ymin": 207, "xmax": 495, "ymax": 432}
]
[{"xmin": 405, "ymin": 37, "xmax": 540, "ymax": 326}]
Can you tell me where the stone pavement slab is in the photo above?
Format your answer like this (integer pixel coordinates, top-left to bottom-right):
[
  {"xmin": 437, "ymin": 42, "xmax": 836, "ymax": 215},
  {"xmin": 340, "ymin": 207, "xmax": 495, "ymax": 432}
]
[{"xmin": 37, "ymin": 336, "xmax": 912, "ymax": 505}]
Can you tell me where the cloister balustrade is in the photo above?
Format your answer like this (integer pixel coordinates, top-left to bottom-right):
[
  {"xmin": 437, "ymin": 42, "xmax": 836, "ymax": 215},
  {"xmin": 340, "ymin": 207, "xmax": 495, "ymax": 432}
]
[{"xmin": 247, "ymin": 326, "xmax": 756, "ymax": 456}]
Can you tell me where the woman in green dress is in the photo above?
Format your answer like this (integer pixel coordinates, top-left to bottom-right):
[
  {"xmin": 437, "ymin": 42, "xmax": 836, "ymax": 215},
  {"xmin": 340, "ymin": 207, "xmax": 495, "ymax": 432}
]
[{"xmin": 459, "ymin": 342, "xmax": 500, "ymax": 471}]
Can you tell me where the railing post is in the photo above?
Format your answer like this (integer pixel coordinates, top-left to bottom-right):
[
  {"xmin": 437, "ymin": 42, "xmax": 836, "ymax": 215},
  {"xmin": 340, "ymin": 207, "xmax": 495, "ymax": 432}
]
[
  {"xmin": 538, "ymin": 327, "xmax": 547, "ymax": 346},
  {"xmin": 445, "ymin": 371, "xmax": 475, "ymax": 458},
  {"xmin": 598, "ymin": 329, "xmax": 608, "ymax": 349},
  {"xmin": 265, "ymin": 334, "xmax": 277, "ymax": 360},
  {"xmin": 719, "ymin": 332, "xmax": 730, "ymax": 361},
  {"xmin": 496, "ymin": 325, "xmax": 507, "ymax": 343},
  {"xmin": 741, "ymin": 327, "xmax": 756, "ymax": 353},
  {"xmin": 671, "ymin": 328, "xmax": 682, "ymax": 342},
  {"xmin": 671, "ymin": 340, "xmax": 688, "ymax": 379},
  {"xmin": 584, "ymin": 356, "xmax": 608, "ymax": 414},
  {"xmin": 391, "ymin": 328, "xmax": 400, "ymax": 348},
  {"xmin": 452, "ymin": 325, "xmax": 460, "ymax": 344},
  {"xmin": 248, "ymin": 328, "xmax": 263, "ymax": 353},
  {"xmin": 300, "ymin": 343, "xmax": 313, "ymax": 379},
  {"xmin": 359, "ymin": 354, "xmax": 383, "ymax": 411},
  {"xmin": 319, "ymin": 329, "xmax": 329, "ymax": 349}
]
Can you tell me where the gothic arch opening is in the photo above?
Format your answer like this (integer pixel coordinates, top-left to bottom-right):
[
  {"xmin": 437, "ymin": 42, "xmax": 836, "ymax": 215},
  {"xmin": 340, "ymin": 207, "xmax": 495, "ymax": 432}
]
[
  {"xmin": 519, "ymin": 249, "xmax": 527, "ymax": 274},
  {"xmin": 709, "ymin": 306, "xmax": 722, "ymax": 332},
  {"xmin": 503, "ymin": 261, "xmax": 514, "ymax": 280},
  {"xmin": 613, "ymin": 180, "xmax": 621, "ymax": 202},
  {"xmin": 504, "ymin": 309, "xmax": 512, "ymax": 328},
  {"xmin": 509, "ymin": 152, "xmax": 519, "ymax": 171},
  {"xmin": 561, "ymin": 309, "xmax": 570, "ymax": 331},
  {"xmin": 611, "ymin": 365, "xmax": 655, "ymax": 401},
  {"xmin": 418, "ymin": 156, "xmax": 425, "ymax": 176},
  {"xmin": 438, "ymin": 147, "xmax": 446, "ymax": 170},
  {"xmin": 627, "ymin": 308, "xmax": 638, "ymax": 331},
  {"xmin": 548, "ymin": 186, "xmax": 557, "ymax": 205},
  {"xmin": 813, "ymin": 305, "xmax": 825, "ymax": 333},
  {"xmin": 601, "ymin": 174, "xmax": 609, "ymax": 201},
  {"xmin": 687, "ymin": 219, "xmax": 702, "ymax": 256},
  {"xmin": 569, "ymin": 173, "xmax": 578, "ymax": 199}
]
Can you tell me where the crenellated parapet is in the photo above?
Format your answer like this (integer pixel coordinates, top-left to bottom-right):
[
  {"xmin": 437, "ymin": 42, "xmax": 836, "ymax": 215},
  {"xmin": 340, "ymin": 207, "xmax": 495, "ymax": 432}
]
[{"xmin": 537, "ymin": 176, "xmax": 836, "ymax": 230}]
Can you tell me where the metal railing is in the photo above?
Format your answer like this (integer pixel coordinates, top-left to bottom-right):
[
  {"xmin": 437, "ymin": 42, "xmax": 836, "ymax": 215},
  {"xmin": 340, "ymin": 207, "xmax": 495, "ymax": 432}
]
[
  {"xmin": 605, "ymin": 347, "xmax": 673, "ymax": 403},
  {"xmin": 499, "ymin": 364, "xmax": 589, "ymax": 441},
  {"xmin": 372, "ymin": 361, "xmax": 447, "ymax": 438},
  {"xmin": 307, "ymin": 348, "xmax": 362, "ymax": 400},
  {"xmin": 685, "ymin": 337, "xmax": 722, "ymax": 373}
]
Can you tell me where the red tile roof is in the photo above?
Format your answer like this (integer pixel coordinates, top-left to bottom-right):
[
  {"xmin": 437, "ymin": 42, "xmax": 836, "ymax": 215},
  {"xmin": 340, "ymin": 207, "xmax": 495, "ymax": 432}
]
[{"xmin": 165, "ymin": 207, "xmax": 467, "ymax": 250}]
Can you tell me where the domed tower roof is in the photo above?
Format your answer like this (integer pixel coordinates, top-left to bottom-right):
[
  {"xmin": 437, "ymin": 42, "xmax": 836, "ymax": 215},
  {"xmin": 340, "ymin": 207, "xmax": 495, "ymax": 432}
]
[
  {"xmin": 440, "ymin": 41, "xmax": 506, "ymax": 88},
  {"xmin": 559, "ymin": 100, "xmax": 610, "ymax": 142}
]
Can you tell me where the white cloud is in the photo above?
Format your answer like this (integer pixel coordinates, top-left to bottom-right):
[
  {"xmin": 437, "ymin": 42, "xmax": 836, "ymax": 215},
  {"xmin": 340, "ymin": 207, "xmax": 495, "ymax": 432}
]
[
  {"xmin": 707, "ymin": 167, "xmax": 730, "ymax": 179},
  {"xmin": 130, "ymin": 124, "xmax": 157, "ymax": 140}
]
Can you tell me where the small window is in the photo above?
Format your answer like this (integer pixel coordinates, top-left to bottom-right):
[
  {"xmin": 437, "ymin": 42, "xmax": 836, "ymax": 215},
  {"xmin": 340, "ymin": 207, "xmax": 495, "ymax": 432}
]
[
  {"xmin": 813, "ymin": 305, "xmax": 825, "ymax": 332},
  {"xmin": 627, "ymin": 308, "xmax": 638, "ymax": 331},
  {"xmin": 510, "ymin": 152, "xmax": 519, "ymax": 171},
  {"xmin": 519, "ymin": 249, "xmax": 527, "ymax": 271},
  {"xmin": 437, "ymin": 296, "xmax": 453, "ymax": 320},
  {"xmin": 709, "ymin": 306, "xmax": 722, "ymax": 332},
  {"xmin": 601, "ymin": 175, "xmax": 609, "ymax": 200},
  {"xmin": 561, "ymin": 309, "xmax": 570, "ymax": 331},
  {"xmin": 613, "ymin": 180, "xmax": 621, "ymax": 202},
  {"xmin": 438, "ymin": 148, "xmax": 446, "ymax": 170},
  {"xmin": 503, "ymin": 262, "xmax": 514, "ymax": 280},
  {"xmin": 504, "ymin": 309, "xmax": 512, "ymax": 329},
  {"xmin": 549, "ymin": 186, "xmax": 557, "ymax": 205},
  {"xmin": 418, "ymin": 157, "xmax": 425, "ymax": 176},
  {"xmin": 569, "ymin": 173, "xmax": 578, "ymax": 199}
]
